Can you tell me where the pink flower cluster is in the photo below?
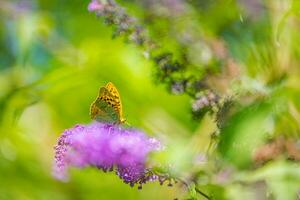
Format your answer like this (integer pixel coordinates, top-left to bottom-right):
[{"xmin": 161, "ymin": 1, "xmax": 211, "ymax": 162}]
[{"xmin": 53, "ymin": 122, "xmax": 162, "ymax": 187}]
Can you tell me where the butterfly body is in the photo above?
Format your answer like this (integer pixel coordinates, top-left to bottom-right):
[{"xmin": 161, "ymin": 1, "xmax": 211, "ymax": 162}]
[{"xmin": 90, "ymin": 82, "xmax": 126, "ymax": 124}]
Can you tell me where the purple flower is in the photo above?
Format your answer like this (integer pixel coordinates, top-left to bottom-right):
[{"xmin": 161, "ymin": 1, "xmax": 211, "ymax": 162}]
[
  {"xmin": 192, "ymin": 91, "xmax": 218, "ymax": 112},
  {"xmin": 53, "ymin": 122, "xmax": 162, "ymax": 187},
  {"xmin": 88, "ymin": 0, "xmax": 104, "ymax": 12},
  {"xmin": 171, "ymin": 81, "xmax": 185, "ymax": 95}
]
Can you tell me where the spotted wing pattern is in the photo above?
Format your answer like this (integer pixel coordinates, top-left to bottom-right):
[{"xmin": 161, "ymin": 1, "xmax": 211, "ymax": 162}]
[
  {"xmin": 90, "ymin": 82, "xmax": 126, "ymax": 123},
  {"xmin": 105, "ymin": 82, "xmax": 123, "ymax": 115}
]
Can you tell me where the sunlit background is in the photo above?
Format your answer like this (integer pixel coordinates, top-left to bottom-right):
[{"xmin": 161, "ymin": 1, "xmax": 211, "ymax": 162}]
[
  {"xmin": 0, "ymin": 1, "xmax": 197, "ymax": 199},
  {"xmin": 1, "ymin": 0, "xmax": 300, "ymax": 200}
]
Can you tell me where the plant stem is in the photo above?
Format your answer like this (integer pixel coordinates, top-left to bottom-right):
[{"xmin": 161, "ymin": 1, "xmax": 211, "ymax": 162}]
[
  {"xmin": 195, "ymin": 187, "xmax": 211, "ymax": 200},
  {"xmin": 176, "ymin": 178, "xmax": 211, "ymax": 200}
]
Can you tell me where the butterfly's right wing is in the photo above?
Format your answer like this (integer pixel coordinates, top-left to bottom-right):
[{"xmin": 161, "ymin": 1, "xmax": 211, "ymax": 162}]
[
  {"xmin": 105, "ymin": 82, "xmax": 125, "ymax": 121},
  {"xmin": 90, "ymin": 87, "xmax": 119, "ymax": 123}
]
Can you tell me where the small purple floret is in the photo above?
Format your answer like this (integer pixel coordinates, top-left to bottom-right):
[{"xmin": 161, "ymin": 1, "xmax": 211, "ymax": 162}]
[
  {"xmin": 53, "ymin": 122, "xmax": 162, "ymax": 187},
  {"xmin": 88, "ymin": 0, "xmax": 104, "ymax": 12}
]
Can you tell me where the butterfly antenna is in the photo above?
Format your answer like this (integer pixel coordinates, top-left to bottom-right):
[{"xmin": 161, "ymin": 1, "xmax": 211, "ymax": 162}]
[{"xmin": 123, "ymin": 120, "xmax": 130, "ymax": 126}]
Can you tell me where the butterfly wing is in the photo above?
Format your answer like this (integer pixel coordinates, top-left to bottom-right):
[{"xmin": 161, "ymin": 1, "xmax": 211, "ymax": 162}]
[
  {"xmin": 90, "ymin": 87, "xmax": 119, "ymax": 123},
  {"xmin": 105, "ymin": 82, "xmax": 125, "ymax": 122}
]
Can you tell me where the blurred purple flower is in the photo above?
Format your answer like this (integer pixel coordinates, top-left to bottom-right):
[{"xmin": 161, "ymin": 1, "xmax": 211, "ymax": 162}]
[
  {"xmin": 238, "ymin": 0, "xmax": 265, "ymax": 19},
  {"xmin": 192, "ymin": 91, "xmax": 218, "ymax": 112},
  {"xmin": 88, "ymin": 0, "xmax": 104, "ymax": 12},
  {"xmin": 142, "ymin": 0, "xmax": 186, "ymax": 16},
  {"xmin": 53, "ymin": 122, "xmax": 162, "ymax": 187},
  {"xmin": 171, "ymin": 81, "xmax": 185, "ymax": 95}
]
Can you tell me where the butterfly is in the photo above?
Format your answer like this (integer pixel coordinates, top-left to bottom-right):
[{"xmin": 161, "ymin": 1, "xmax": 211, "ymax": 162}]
[{"xmin": 90, "ymin": 82, "xmax": 126, "ymax": 124}]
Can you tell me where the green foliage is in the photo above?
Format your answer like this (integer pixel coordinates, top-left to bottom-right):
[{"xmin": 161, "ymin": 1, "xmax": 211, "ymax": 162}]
[
  {"xmin": 219, "ymin": 100, "xmax": 273, "ymax": 168},
  {"xmin": 1, "ymin": 0, "xmax": 300, "ymax": 199}
]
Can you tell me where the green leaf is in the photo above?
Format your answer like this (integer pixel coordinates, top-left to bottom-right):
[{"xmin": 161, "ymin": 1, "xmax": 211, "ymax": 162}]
[
  {"xmin": 218, "ymin": 101, "xmax": 274, "ymax": 168},
  {"xmin": 240, "ymin": 160, "xmax": 300, "ymax": 200},
  {"xmin": 188, "ymin": 183, "xmax": 197, "ymax": 199}
]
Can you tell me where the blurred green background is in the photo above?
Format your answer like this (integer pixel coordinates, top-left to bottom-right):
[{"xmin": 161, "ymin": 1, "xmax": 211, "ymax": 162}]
[
  {"xmin": 1, "ymin": 0, "xmax": 300, "ymax": 200},
  {"xmin": 0, "ymin": 1, "xmax": 198, "ymax": 199}
]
